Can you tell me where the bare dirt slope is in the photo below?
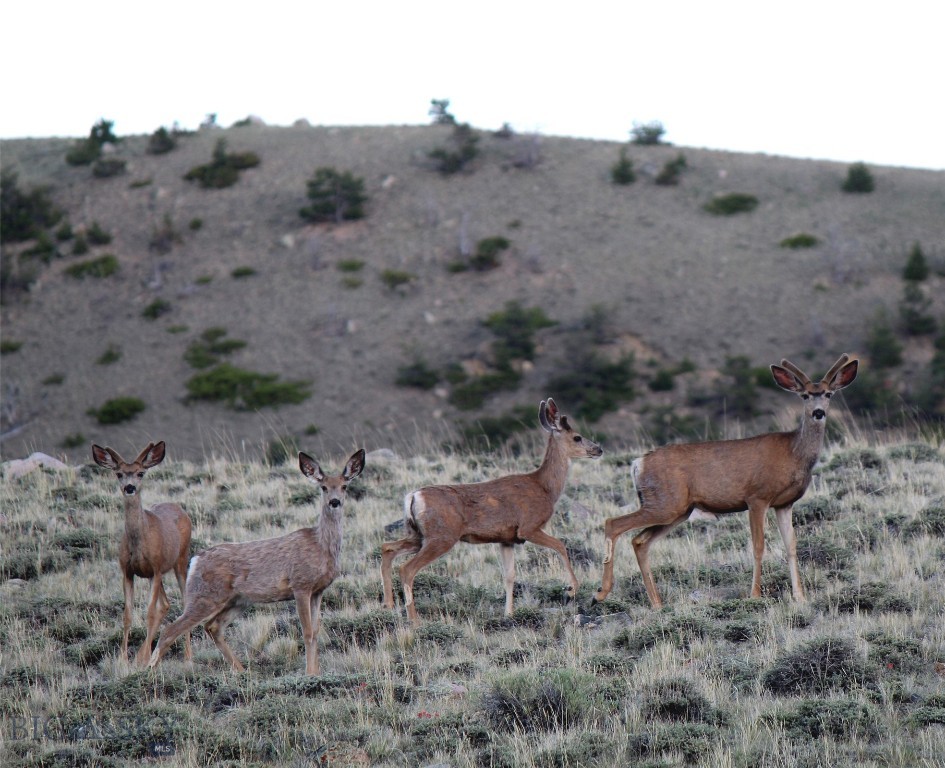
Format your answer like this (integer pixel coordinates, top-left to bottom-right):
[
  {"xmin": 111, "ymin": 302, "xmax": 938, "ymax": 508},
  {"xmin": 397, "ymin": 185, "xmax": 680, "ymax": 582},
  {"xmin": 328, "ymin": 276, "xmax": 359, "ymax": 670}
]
[{"xmin": 2, "ymin": 125, "xmax": 943, "ymax": 461}]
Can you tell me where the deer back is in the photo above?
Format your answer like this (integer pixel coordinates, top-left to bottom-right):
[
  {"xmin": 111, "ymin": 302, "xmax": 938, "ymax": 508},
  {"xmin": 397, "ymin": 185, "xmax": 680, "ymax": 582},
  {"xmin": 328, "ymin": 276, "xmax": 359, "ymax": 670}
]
[{"xmin": 637, "ymin": 432, "xmax": 812, "ymax": 514}]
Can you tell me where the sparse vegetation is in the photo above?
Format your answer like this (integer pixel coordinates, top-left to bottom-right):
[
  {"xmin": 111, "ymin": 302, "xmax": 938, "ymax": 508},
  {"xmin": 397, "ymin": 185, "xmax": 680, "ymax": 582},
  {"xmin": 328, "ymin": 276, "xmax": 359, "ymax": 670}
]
[
  {"xmin": 630, "ymin": 120, "xmax": 666, "ymax": 145},
  {"xmin": 142, "ymin": 298, "xmax": 172, "ymax": 320},
  {"xmin": 655, "ymin": 152, "xmax": 687, "ymax": 185},
  {"xmin": 611, "ymin": 148, "xmax": 636, "ymax": 185},
  {"xmin": 1, "ymin": 169, "xmax": 63, "ymax": 243},
  {"xmin": 470, "ymin": 236, "xmax": 510, "ymax": 271},
  {"xmin": 0, "ymin": 339, "xmax": 23, "ymax": 354},
  {"xmin": 65, "ymin": 119, "xmax": 119, "ymax": 166},
  {"xmin": 185, "ymin": 363, "xmax": 311, "ymax": 409},
  {"xmin": 95, "ymin": 345, "xmax": 121, "ymax": 365},
  {"xmin": 780, "ymin": 232, "xmax": 819, "ymax": 249},
  {"xmin": 380, "ymin": 269, "xmax": 415, "ymax": 290},
  {"xmin": 147, "ymin": 126, "xmax": 178, "ymax": 155},
  {"xmin": 428, "ymin": 100, "xmax": 479, "ymax": 174}
]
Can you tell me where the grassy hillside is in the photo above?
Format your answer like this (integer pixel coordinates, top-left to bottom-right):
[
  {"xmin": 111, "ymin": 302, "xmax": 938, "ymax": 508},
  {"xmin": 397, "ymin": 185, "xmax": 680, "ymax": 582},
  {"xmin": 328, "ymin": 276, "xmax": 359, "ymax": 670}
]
[
  {"xmin": 2, "ymin": 124, "xmax": 944, "ymax": 462},
  {"xmin": 1, "ymin": 430, "xmax": 944, "ymax": 766}
]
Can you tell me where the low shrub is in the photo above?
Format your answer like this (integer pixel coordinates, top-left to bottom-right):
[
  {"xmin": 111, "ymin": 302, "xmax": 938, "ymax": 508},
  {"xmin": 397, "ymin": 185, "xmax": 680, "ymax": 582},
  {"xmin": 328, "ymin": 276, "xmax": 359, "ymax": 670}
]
[
  {"xmin": 299, "ymin": 167, "xmax": 367, "ymax": 223},
  {"xmin": 87, "ymin": 221, "xmax": 112, "ymax": 245},
  {"xmin": 842, "ymin": 162, "xmax": 874, "ymax": 193},
  {"xmin": 630, "ymin": 120, "xmax": 666, "ymax": 145},
  {"xmin": 141, "ymin": 299, "xmax": 171, "ymax": 320},
  {"xmin": 0, "ymin": 339, "xmax": 23, "ymax": 354},
  {"xmin": 865, "ymin": 630, "xmax": 925, "ymax": 674},
  {"xmin": 780, "ymin": 233, "xmax": 819, "ymax": 249},
  {"xmin": 470, "ymin": 236, "xmax": 510, "ymax": 271},
  {"xmin": 380, "ymin": 269, "xmax": 415, "ymax": 290},
  {"xmin": 639, "ymin": 677, "xmax": 721, "ymax": 724},
  {"xmin": 185, "ymin": 363, "xmax": 311, "ymax": 409},
  {"xmin": 655, "ymin": 152, "xmax": 687, "ymax": 185},
  {"xmin": 184, "ymin": 139, "xmax": 260, "ymax": 189},
  {"xmin": 147, "ymin": 126, "xmax": 177, "ymax": 155},
  {"xmin": 92, "ymin": 157, "xmax": 126, "ymax": 178},
  {"xmin": 546, "ymin": 349, "xmax": 635, "ymax": 421},
  {"xmin": 96, "ymin": 345, "xmax": 121, "ymax": 365},
  {"xmin": 611, "ymin": 148, "xmax": 636, "ymax": 185},
  {"xmin": 88, "ymin": 397, "xmax": 146, "ymax": 425},
  {"xmin": 704, "ymin": 193, "xmax": 759, "ymax": 215},
  {"xmin": 64, "ymin": 254, "xmax": 118, "ymax": 279},
  {"xmin": 762, "ymin": 636, "xmax": 876, "ymax": 696},
  {"xmin": 777, "ymin": 697, "xmax": 877, "ymax": 740},
  {"xmin": 1, "ymin": 169, "xmax": 63, "ymax": 243},
  {"xmin": 396, "ymin": 356, "xmax": 439, "ymax": 389}
]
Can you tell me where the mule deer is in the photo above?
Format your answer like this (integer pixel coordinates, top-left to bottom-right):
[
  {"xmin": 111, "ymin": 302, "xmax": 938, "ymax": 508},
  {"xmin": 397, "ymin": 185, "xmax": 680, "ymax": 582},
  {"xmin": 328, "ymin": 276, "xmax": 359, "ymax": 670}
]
[
  {"xmin": 593, "ymin": 354, "xmax": 858, "ymax": 609},
  {"xmin": 381, "ymin": 398, "xmax": 602, "ymax": 623},
  {"xmin": 91, "ymin": 441, "xmax": 192, "ymax": 665},
  {"xmin": 148, "ymin": 449, "xmax": 365, "ymax": 675}
]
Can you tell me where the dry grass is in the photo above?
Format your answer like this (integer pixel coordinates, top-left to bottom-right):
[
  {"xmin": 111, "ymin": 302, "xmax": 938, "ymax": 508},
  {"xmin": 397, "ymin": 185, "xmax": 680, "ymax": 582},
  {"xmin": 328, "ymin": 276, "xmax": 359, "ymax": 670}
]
[{"xmin": 1, "ymin": 431, "xmax": 944, "ymax": 766}]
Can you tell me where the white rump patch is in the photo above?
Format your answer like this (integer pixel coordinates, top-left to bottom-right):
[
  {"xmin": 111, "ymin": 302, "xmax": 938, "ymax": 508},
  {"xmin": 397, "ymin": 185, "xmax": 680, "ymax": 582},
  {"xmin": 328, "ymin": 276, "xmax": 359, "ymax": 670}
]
[{"xmin": 187, "ymin": 555, "xmax": 200, "ymax": 581}]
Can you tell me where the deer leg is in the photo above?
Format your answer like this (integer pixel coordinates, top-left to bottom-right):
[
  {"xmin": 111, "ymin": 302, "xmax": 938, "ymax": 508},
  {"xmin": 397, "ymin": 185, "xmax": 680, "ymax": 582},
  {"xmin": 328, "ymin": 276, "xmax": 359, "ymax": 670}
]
[
  {"xmin": 594, "ymin": 505, "xmax": 674, "ymax": 603},
  {"xmin": 148, "ymin": 597, "xmax": 220, "ymax": 669},
  {"xmin": 399, "ymin": 537, "xmax": 458, "ymax": 624},
  {"xmin": 499, "ymin": 544, "xmax": 516, "ymax": 616},
  {"xmin": 137, "ymin": 578, "xmax": 170, "ymax": 666},
  {"xmin": 747, "ymin": 501, "xmax": 769, "ymax": 598},
  {"xmin": 775, "ymin": 505, "xmax": 806, "ymax": 602},
  {"xmin": 205, "ymin": 604, "xmax": 246, "ymax": 672},
  {"xmin": 632, "ymin": 517, "xmax": 688, "ymax": 609},
  {"xmin": 381, "ymin": 536, "xmax": 421, "ymax": 609},
  {"xmin": 520, "ymin": 528, "xmax": 578, "ymax": 601},
  {"xmin": 121, "ymin": 574, "xmax": 135, "ymax": 662},
  {"xmin": 295, "ymin": 589, "xmax": 320, "ymax": 675},
  {"xmin": 173, "ymin": 558, "xmax": 193, "ymax": 662}
]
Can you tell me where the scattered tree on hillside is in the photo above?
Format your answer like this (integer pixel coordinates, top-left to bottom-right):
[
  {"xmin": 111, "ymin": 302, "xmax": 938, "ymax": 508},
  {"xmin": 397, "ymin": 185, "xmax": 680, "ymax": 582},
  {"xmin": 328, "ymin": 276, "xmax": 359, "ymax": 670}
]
[
  {"xmin": 630, "ymin": 120, "xmax": 666, "ymax": 145},
  {"xmin": 184, "ymin": 139, "xmax": 260, "ymax": 189},
  {"xmin": 611, "ymin": 148, "xmax": 636, "ymax": 185},
  {"xmin": 66, "ymin": 119, "xmax": 120, "ymax": 166},
  {"xmin": 428, "ymin": 98, "xmax": 479, "ymax": 174},
  {"xmin": 299, "ymin": 167, "xmax": 367, "ymax": 223},
  {"xmin": 1, "ymin": 170, "xmax": 62, "ymax": 244},
  {"xmin": 842, "ymin": 162, "xmax": 875, "ymax": 193},
  {"xmin": 902, "ymin": 242, "xmax": 929, "ymax": 282}
]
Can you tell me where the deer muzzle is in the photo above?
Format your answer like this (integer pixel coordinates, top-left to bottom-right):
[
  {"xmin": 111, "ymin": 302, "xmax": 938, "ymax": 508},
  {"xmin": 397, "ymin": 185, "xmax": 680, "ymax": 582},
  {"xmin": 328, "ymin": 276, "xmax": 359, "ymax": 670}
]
[
  {"xmin": 123, "ymin": 485, "xmax": 137, "ymax": 495},
  {"xmin": 812, "ymin": 408, "xmax": 826, "ymax": 420},
  {"xmin": 329, "ymin": 498, "xmax": 342, "ymax": 509}
]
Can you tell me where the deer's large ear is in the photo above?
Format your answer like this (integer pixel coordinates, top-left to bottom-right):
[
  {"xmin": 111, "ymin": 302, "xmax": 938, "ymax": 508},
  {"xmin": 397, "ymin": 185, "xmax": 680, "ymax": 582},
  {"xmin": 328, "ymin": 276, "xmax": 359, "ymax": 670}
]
[
  {"xmin": 827, "ymin": 358, "xmax": 858, "ymax": 391},
  {"xmin": 539, "ymin": 398, "xmax": 558, "ymax": 432},
  {"xmin": 139, "ymin": 441, "xmax": 166, "ymax": 469},
  {"xmin": 92, "ymin": 444, "xmax": 121, "ymax": 470},
  {"xmin": 298, "ymin": 452, "xmax": 324, "ymax": 482},
  {"xmin": 344, "ymin": 449, "xmax": 366, "ymax": 481},
  {"xmin": 771, "ymin": 365, "xmax": 806, "ymax": 393}
]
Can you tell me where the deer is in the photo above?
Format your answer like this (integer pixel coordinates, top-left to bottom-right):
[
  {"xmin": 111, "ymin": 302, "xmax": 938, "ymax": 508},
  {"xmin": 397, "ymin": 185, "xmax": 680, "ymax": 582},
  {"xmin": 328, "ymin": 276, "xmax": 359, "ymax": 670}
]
[
  {"xmin": 381, "ymin": 398, "xmax": 602, "ymax": 624},
  {"xmin": 147, "ymin": 449, "xmax": 365, "ymax": 675},
  {"xmin": 592, "ymin": 353, "xmax": 858, "ymax": 610},
  {"xmin": 91, "ymin": 441, "xmax": 193, "ymax": 666}
]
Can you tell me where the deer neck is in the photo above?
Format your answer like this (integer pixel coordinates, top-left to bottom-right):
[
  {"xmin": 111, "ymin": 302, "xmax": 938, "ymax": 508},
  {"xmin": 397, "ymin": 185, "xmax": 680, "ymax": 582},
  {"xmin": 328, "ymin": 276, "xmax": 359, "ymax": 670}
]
[
  {"xmin": 792, "ymin": 416, "xmax": 827, "ymax": 469},
  {"xmin": 316, "ymin": 505, "xmax": 344, "ymax": 562},
  {"xmin": 121, "ymin": 493, "xmax": 147, "ymax": 544},
  {"xmin": 534, "ymin": 434, "xmax": 570, "ymax": 500}
]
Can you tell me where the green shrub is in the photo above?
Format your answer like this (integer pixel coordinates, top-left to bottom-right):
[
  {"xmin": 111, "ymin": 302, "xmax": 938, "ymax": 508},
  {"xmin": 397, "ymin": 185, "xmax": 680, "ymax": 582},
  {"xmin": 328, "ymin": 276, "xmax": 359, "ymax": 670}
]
[
  {"xmin": 185, "ymin": 363, "xmax": 311, "ymax": 409},
  {"xmin": 396, "ymin": 356, "xmax": 439, "ymax": 389},
  {"xmin": 429, "ymin": 121, "xmax": 479, "ymax": 174},
  {"xmin": 547, "ymin": 350, "xmax": 635, "ymax": 421},
  {"xmin": 96, "ymin": 345, "xmax": 121, "ymax": 365},
  {"xmin": 780, "ymin": 233, "xmax": 819, "ymax": 249},
  {"xmin": 147, "ymin": 126, "xmax": 177, "ymax": 155},
  {"xmin": 21, "ymin": 232, "xmax": 57, "ymax": 262},
  {"xmin": 65, "ymin": 254, "xmax": 118, "ymax": 279},
  {"xmin": 71, "ymin": 233, "xmax": 89, "ymax": 255},
  {"xmin": 630, "ymin": 120, "xmax": 666, "ymax": 145},
  {"xmin": 639, "ymin": 677, "xmax": 721, "ymax": 724},
  {"xmin": 470, "ymin": 236, "xmax": 510, "ymax": 271},
  {"xmin": 778, "ymin": 698, "xmax": 877, "ymax": 740},
  {"xmin": 655, "ymin": 153, "xmax": 687, "ymax": 185},
  {"xmin": 88, "ymin": 397, "xmax": 146, "ymax": 425},
  {"xmin": 902, "ymin": 242, "xmax": 929, "ymax": 281},
  {"xmin": 483, "ymin": 301, "xmax": 556, "ymax": 367},
  {"xmin": 380, "ymin": 269, "xmax": 415, "ymax": 290},
  {"xmin": 704, "ymin": 193, "xmax": 758, "ymax": 215},
  {"xmin": 43, "ymin": 373, "xmax": 65, "ymax": 385},
  {"xmin": 611, "ymin": 148, "xmax": 636, "ymax": 185},
  {"xmin": 184, "ymin": 328, "xmax": 246, "ymax": 369},
  {"xmin": 87, "ymin": 221, "xmax": 112, "ymax": 245},
  {"xmin": 1, "ymin": 169, "xmax": 63, "ymax": 244},
  {"xmin": 842, "ymin": 162, "xmax": 875, "ymax": 193},
  {"xmin": 184, "ymin": 139, "xmax": 260, "ymax": 189},
  {"xmin": 61, "ymin": 432, "xmax": 85, "ymax": 448},
  {"xmin": 0, "ymin": 339, "xmax": 23, "ymax": 354},
  {"xmin": 899, "ymin": 282, "xmax": 936, "ymax": 336},
  {"xmin": 141, "ymin": 299, "xmax": 171, "ymax": 320},
  {"xmin": 762, "ymin": 636, "xmax": 876, "ymax": 696},
  {"xmin": 866, "ymin": 311, "xmax": 903, "ymax": 368},
  {"xmin": 65, "ymin": 119, "xmax": 118, "ymax": 166},
  {"xmin": 231, "ymin": 266, "xmax": 257, "ymax": 279},
  {"xmin": 55, "ymin": 222, "xmax": 74, "ymax": 241},
  {"xmin": 299, "ymin": 167, "xmax": 367, "ymax": 223},
  {"xmin": 648, "ymin": 368, "xmax": 675, "ymax": 392},
  {"xmin": 337, "ymin": 259, "xmax": 364, "ymax": 272},
  {"xmin": 92, "ymin": 157, "xmax": 126, "ymax": 178}
]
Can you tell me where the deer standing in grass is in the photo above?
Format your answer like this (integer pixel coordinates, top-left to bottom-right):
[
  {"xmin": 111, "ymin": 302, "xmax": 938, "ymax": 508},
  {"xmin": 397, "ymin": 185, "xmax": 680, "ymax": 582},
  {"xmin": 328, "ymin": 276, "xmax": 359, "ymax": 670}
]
[
  {"xmin": 381, "ymin": 398, "xmax": 602, "ymax": 623},
  {"xmin": 91, "ymin": 441, "xmax": 192, "ymax": 665},
  {"xmin": 148, "ymin": 449, "xmax": 365, "ymax": 675},
  {"xmin": 593, "ymin": 354, "xmax": 858, "ymax": 609}
]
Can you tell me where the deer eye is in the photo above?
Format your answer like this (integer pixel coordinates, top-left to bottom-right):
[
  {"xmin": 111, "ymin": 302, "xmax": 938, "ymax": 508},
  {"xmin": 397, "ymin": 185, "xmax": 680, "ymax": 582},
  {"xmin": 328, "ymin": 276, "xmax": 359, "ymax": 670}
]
[
  {"xmin": 341, "ymin": 485, "xmax": 348, "ymax": 492},
  {"xmin": 572, "ymin": 435, "xmax": 582, "ymax": 443},
  {"xmin": 825, "ymin": 392, "xmax": 833, "ymax": 399},
  {"xmin": 801, "ymin": 394, "xmax": 810, "ymax": 400},
  {"xmin": 137, "ymin": 472, "xmax": 145, "ymax": 478},
  {"xmin": 321, "ymin": 485, "xmax": 328, "ymax": 492}
]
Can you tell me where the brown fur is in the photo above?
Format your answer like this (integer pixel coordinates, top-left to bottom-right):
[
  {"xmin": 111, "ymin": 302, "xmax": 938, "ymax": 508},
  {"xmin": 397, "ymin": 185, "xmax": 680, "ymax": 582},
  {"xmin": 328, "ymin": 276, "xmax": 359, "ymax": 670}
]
[
  {"xmin": 148, "ymin": 449, "xmax": 365, "ymax": 675},
  {"xmin": 381, "ymin": 398, "xmax": 602, "ymax": 623},
  {"xmin": 91, "ymin": 440, "xmax": 192, "ymax": 665},
  {"xmin": 594, "ymin": 354, "xmax": 858, "ymax": 608}
]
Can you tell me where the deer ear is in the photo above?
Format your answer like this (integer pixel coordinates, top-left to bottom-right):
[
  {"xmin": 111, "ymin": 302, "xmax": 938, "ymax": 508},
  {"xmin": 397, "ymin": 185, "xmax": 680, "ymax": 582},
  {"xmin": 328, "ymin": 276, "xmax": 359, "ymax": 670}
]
[
  {"xmin": 770, "ymin": 365, "xmax": 806, "ymax": 393},
  {"xmin": 828, "ymin": 358, "xmax": 858, "ymax": 391},
  {"xmin": 139, "ymin": 441, "xmax": 166, "ymax": 469},
  {"xmin": 344, "ymin": 449, "xmax": 366, "ymax": 481},
  {"xmin": 92, "ymin": 444, "xmax": 121, "ymax": 470},
  {"xmin": 298, "ymin": 452, "xmax": 324, "ymax": 481},
  {"xmin": 539, "ymin": 398, "xmax": 559, "ymax": 432}
]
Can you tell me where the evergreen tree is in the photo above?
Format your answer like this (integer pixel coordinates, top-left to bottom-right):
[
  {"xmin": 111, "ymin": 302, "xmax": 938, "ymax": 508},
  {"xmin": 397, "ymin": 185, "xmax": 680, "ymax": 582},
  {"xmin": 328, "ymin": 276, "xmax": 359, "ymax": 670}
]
[{"xmin": 300, "ymin": 167, "xmax": 367, "ymax": 223}]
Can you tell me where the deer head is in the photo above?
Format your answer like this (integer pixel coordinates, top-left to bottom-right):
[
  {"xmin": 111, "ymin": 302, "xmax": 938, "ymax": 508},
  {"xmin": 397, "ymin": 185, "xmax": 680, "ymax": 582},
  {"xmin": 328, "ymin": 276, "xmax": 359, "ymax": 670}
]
[
  {"xmin": 539, "ymin": 397, "xmax": 603, "ymax": 459},
  {"xmin": 298, "ymin": 449, "xmax": 366, "ymax": 511},
  {"xmin": 92, "ymin": 441, "xmax": 167, "ymax": 497},
  {"xmin": 770, "ymin": 354, "xmax": 859, "ymax": 423}
]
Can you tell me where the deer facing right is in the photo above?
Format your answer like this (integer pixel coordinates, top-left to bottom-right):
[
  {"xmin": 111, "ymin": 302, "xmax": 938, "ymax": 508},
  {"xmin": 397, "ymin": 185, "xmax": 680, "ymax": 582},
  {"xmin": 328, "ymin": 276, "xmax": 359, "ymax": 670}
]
[
  {"xmin": 381, "ymin": 398, "xmax": 602, "ymax": 623},
  {"xmin": 148, "ymin": 449, "xmax": 365, "ymax": 675},
  {"xmin": 593, "ymin": 353, "xmax": 858, "ymax": 609}
]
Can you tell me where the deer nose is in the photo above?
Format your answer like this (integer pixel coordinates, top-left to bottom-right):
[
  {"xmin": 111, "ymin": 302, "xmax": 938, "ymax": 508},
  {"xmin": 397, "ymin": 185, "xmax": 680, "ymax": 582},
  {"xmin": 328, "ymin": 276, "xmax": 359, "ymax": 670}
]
[
  {"xmin": 812, "ymin": 408, "xmax": 826, "ymax": 420},
  {"xmin": 329, "ymin": 498, "xmax": 342, "ymax": 508},
  {"xmin": 123, "ymin": 485, "xmax": 137, "ymax": 495}
]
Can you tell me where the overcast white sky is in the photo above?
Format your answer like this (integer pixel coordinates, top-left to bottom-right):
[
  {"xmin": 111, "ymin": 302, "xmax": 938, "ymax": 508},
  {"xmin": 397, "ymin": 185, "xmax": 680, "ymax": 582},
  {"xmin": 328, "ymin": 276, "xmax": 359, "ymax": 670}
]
[{"xmin": 3, "ymin": 1, "xmax": 943, "ymax": 169}]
